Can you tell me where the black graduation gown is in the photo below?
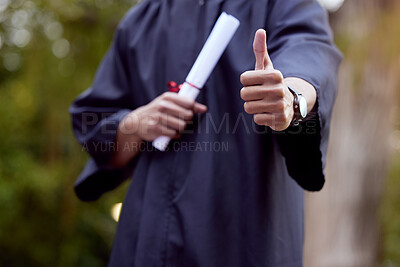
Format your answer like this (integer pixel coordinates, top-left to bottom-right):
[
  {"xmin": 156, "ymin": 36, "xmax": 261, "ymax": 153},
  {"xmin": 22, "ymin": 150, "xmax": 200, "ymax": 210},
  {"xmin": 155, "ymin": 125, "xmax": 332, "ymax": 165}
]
[{"xmin": 69, "ymin": 0, "xmax": 342, "ymax": 266}]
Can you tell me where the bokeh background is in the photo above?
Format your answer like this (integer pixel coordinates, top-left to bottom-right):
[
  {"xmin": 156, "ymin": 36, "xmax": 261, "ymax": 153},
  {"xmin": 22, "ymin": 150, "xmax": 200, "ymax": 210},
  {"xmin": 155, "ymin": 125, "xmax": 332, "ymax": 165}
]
[{"xmin": 0, "ymin": 0, "xmax": 399, "ymax": 266}]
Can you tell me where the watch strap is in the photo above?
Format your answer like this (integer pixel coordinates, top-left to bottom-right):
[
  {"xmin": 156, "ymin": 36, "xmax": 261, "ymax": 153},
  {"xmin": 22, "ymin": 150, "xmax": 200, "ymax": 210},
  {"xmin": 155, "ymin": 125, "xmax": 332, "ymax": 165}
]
[{"xmin": 287, "ymin": 86, "xmax": 303, "ymax": 126}]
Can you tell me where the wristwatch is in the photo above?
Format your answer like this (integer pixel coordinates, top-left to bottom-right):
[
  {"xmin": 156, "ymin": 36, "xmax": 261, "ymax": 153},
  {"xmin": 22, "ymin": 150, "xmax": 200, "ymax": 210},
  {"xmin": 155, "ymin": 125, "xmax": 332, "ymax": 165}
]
[{"xmin": 287, "ymin": 86, "xmax": 307, "ymax": 126}]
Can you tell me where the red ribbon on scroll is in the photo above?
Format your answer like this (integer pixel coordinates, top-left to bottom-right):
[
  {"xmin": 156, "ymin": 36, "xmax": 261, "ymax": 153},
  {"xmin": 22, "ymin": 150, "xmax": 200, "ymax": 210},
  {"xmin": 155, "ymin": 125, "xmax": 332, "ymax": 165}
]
[{"xmin": 167, "ymin": 81, "xmax": 182, "ymax": 93}]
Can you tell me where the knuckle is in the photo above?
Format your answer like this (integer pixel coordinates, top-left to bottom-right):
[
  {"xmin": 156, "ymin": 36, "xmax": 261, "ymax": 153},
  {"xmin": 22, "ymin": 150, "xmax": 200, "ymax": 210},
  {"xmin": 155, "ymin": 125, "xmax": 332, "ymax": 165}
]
[
  {"xmin": 261, "ymin": 70, "xmax": 283, "ymax": 84},
  {"xmin": 161, "ymin": 92, "xmax": 170, "ymax": 99},
  {"xmin": 244, "ymin": 102, "xmax": 251, "ymax": 114},
  {"xmin": 240, "ymin": 74, "xmax": 245, "ymax": 85},
  {"xmin": 146, "ymin": 115, "xmax": 156, "ymax": 125},
  {"xmin": 240, "ymin": 88, "xmax": 246, "ymax": 100},
  {"xmin": 260, "ymin": 71, "xmax": 272, "ymax": 81},
  {"xmin": 185, "ymin": 110, "xmax": 194, "ymax": 120},
  {"xmin": 181, "ymin": 99, "xmax": 194, "ymax": 109},
  {"xmin": 158, "ymin": 100, "xmax": 168, "ymax": 112},
  {"xmin": 276, "ymin": 100, "xmax": 285, "ymax": 113},
  {"xmin": 253, "ymin": 114, "xmax": 264, "ymax": 125},
  {"xmin": 275, "ymin": 86, "xmax": 285, "ymax": 98},
  {"xmin": 178, "ymin": 121, "xmax": 186, "ymax": 131},
  {"xmin": 240, "ymin": 71, "xmax": 250, "ymax": 85},
  {"xmin": 272, "ymin": 70, "xmax": 283, "ymax": 82},
  {"xmin": 151, "ymin": 114, "xmax": 162, "ymax": 125},
  {"xmin": 278, "ymin": 113, "xmax": 287, "ymax": 123}
]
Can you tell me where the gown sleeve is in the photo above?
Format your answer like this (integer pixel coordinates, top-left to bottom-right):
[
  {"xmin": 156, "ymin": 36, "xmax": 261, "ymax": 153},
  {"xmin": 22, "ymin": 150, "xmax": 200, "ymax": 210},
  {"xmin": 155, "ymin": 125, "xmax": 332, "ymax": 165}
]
[
  {"xmin": 266, "ymin": 0, "xmax": 342, "ymax": 191},
  {"xmin": 69, "ymin": 22, "xmax": 137, "ymax": 201}
]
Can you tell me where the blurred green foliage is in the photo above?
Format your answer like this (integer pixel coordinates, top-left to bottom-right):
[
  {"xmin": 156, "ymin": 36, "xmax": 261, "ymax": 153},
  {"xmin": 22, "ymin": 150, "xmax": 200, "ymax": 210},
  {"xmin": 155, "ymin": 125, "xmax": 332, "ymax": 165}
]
[
  {"xmin": 0, "ymin": 0, "xmax": 137, "ymax": 266},
  {"xmin": 372, "ymin": 3, "xmax": 400, "ymax": 267},
  {"xmin": 382, "ymin": 153, "xmax": 400, "ymax": 267}
]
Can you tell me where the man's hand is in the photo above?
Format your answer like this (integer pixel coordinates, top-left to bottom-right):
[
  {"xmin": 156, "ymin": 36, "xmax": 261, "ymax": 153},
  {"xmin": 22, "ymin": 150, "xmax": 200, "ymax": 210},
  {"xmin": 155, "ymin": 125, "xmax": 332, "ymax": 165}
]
[
  {"xmin": 120, "ymin": 92, "xmax": 207, "ymax": 142},
  {"xmin": 240, "ymin": 29, "xmax": 294, "ymax": 131},
  {"xmin": 110, "ymin": 92, "xmax": 207, "ymax": 168}
]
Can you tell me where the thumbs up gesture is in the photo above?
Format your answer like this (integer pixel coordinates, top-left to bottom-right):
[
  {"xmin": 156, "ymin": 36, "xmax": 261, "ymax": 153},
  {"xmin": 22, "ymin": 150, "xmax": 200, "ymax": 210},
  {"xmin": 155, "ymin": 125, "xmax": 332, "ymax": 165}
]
[{"xmin": 240, "ymin": 29, "xmax": 294, "ymax": 131}]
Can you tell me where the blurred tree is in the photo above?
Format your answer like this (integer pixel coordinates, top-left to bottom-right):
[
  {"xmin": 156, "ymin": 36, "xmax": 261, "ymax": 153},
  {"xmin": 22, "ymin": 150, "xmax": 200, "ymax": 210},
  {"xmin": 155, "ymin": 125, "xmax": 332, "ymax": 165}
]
[
  {"xmin": 0, "ymin": 0, "xmax": 137, "ymax": 266},
  {"xmin": 304, "ymin": 0, "xmax": 400, "ymax": 266}
]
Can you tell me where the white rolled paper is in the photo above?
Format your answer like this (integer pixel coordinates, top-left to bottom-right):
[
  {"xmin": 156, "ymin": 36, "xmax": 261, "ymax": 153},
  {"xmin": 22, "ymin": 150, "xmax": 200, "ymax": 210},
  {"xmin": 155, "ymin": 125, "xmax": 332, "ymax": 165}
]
[{"xmin": 152, "ymin": 12, "xmax": 240, "ymax": 151}]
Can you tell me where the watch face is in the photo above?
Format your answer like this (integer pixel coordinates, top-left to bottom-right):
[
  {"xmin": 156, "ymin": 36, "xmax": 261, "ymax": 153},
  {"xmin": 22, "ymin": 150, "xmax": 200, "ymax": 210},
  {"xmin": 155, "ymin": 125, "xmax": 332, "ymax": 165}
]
[{"xmin": 299, "ymin": 96, "xmax": 307, "ymax": 118}]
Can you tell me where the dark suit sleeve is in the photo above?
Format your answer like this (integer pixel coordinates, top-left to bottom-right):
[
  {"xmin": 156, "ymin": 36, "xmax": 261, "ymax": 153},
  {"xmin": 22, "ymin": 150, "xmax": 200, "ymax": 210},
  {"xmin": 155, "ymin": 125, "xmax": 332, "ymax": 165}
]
[
  {"xmin": 266, "ymin": 0, "xmax": 342, "ymax": 191},
  {"xmin": 69, "ymin": 23, "xmax": 137, "ymax": 201}
]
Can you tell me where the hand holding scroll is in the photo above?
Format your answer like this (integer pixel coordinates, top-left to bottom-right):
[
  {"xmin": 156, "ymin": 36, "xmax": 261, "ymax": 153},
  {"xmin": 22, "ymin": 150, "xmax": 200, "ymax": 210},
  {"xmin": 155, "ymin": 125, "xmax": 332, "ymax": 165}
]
[{"xmin": 120, "ymin": 92, "xmax": 207, "ymax": 142}]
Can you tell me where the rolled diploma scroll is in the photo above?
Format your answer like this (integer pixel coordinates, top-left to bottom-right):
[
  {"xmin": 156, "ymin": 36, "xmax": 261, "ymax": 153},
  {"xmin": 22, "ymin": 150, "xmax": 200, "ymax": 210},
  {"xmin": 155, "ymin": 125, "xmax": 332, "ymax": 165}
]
[{"xmin": 152, "ymin": 12, "xmax": 240, "ymax": 151}]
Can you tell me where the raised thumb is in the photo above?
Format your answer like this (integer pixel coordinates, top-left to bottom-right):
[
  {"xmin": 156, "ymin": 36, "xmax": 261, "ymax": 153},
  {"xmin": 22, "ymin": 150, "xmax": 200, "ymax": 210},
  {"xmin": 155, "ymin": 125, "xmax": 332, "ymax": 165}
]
[{"xmin": 253, "ymin": 29, "xmax": 273, "ymax": 70}]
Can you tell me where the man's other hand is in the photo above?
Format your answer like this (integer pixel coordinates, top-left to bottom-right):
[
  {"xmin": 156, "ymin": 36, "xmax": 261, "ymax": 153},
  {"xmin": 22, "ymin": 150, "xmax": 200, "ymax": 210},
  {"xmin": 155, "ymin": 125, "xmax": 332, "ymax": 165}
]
[{"xmin": 120, "ymin": 92, "xmax": 207, "ymax": 142}]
